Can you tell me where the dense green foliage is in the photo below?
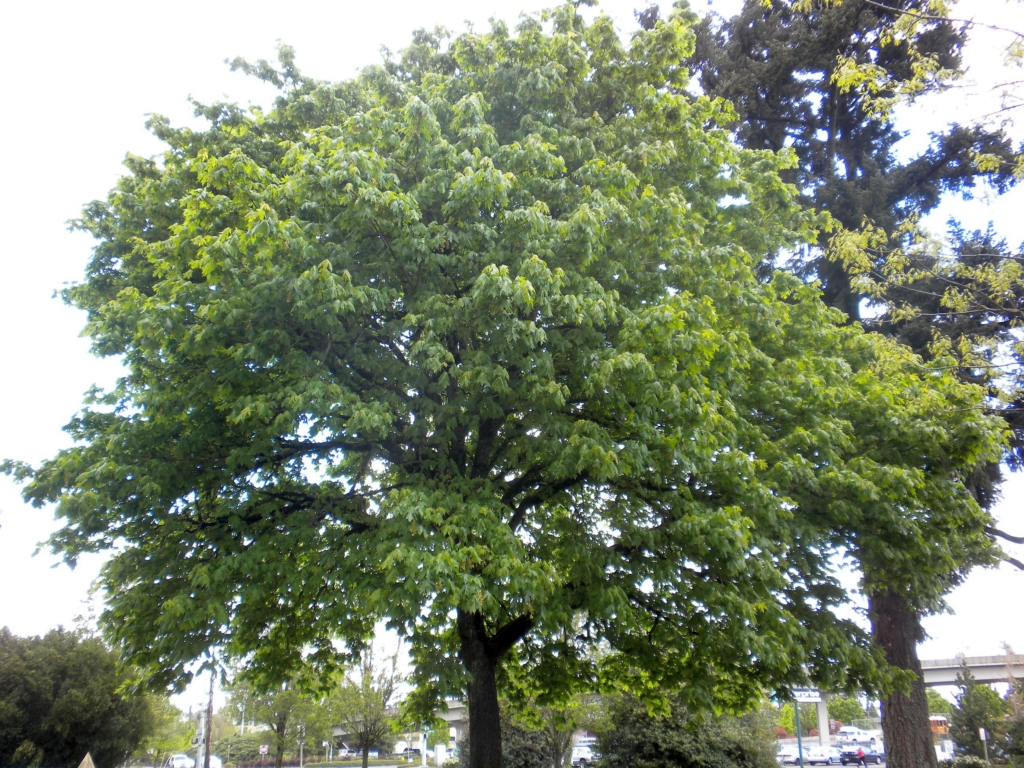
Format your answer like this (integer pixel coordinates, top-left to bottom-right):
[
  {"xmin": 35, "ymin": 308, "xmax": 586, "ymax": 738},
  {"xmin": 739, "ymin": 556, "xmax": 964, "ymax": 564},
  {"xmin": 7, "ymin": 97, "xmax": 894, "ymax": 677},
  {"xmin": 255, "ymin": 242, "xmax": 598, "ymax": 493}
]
[
  {"xmin": 950, "ymin": 666, "xmax": 1008, "ymax": 760},
  {"xmin": 211, "ymin": 732, "xmax": 274, "ymax": 765},
  {"xmin": 136, "ymin": 697, "xmax": 195, "ymax": 768},
  {"xmin": 9, "ymin": 3, "xmax": 1009, "ymax": 766},
  {"xmin": 497, "ymin": 716, "xmax": 548, "ymax": 768},
  {"xmin": 776, "ymin": 703, "xmax": 815, "ymax": 737},
  {"xmin": 691, "ymin": 0, "xmax": 1016, "ymax": 324},
  {"xmin": 928, "ymin": 689, "xmax": 953, "ymax": 716},
  {"xmin": 827, "ymin": 696, "xmax": 866, "ymax": 725},
  {"xmin": 594, "ymin": 692, "xmax": 778, "ymax": 768},
  {"xmin": 0, "ymin": 627, "xmax": 153, "ymax": 768}
]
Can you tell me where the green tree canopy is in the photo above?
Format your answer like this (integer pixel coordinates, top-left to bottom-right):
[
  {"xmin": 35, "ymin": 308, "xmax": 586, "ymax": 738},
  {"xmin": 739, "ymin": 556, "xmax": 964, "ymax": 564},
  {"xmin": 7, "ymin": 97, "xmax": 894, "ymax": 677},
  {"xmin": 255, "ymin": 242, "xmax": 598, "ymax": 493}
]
[
  {"xmin": 11, "ymin": 4, "xmax": 1006, "ymax": 768},
  {"xmin": 927, "ymin": 689, "xmax": 953, "ymax": 716},
  {"xmin": 827, "ymin": 696, "xmax": 866, "ymax": 726},
  {"xmin": 136, "ymin": 697, "xmax": 195, "ymax": 768},
  {"xmin": 0, "ymin": 627, "xmax": 153, "ymax": 768}
]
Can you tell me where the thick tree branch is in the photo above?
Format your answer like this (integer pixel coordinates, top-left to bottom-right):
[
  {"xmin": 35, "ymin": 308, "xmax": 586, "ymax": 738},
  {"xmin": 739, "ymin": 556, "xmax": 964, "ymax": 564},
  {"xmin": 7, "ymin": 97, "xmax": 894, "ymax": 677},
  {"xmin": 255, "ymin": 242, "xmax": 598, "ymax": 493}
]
[
  {"xmin": 471, "ymin": 417, "xmax": 503, "ymax": 479},
  {"xmin": 1003, "ymin": 554, "xmax": 1024, "ymax": 571},
  {"xmin": 500, "ymin": 464, "xmax": 546, "ymax": 507},
  {"xmin": 987, "ymin": 525, "xmax": 1024, "ymax": 545},
  {"xmin": 508, "ymin": 473, "xmax": 588, "ymax": 533},
  {"xmin": 490, "ymin": 614, "xmax": 535, "ymax": 657}
]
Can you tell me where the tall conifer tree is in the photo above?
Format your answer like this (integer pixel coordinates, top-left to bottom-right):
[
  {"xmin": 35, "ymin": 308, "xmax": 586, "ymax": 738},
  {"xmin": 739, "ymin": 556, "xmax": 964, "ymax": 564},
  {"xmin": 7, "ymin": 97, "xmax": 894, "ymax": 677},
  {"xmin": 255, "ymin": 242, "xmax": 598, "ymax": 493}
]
[{"xmin": 686, "ymin": 2, "xmax": 1021, "ymax": 766}]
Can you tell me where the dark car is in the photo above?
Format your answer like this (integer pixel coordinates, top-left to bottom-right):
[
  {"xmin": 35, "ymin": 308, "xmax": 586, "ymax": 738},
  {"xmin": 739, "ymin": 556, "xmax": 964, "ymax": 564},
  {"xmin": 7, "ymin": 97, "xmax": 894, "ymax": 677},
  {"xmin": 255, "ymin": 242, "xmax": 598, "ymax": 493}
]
[{"xmin": 839, "ymin": 747, "xmax": 883, "ymax": 765}]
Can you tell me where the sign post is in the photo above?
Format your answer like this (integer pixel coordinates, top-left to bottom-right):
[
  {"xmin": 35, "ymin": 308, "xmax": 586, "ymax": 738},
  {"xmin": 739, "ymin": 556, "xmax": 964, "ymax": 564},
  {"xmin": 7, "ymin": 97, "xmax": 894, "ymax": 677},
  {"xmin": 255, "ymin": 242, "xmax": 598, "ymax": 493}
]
[{"xmin": 980, "ymin": 728, "xmax": 990, "ymax": 766}]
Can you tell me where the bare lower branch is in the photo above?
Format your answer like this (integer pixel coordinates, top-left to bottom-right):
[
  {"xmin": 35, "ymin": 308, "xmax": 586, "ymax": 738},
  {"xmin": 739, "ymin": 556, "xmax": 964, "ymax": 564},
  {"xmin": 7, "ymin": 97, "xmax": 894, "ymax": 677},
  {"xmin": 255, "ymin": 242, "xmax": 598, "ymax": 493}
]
[{"xmin": 987, "ymin": 525, "xmax": 1024, "ymax": 545}]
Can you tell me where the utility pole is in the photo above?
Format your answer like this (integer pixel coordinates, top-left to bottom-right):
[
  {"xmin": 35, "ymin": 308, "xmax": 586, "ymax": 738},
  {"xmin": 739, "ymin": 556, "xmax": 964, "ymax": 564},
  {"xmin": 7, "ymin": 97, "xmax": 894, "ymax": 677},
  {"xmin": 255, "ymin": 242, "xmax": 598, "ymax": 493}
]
[{"xmin": 204, "ymin": 671, "xmax": 215, "ymax": 768}]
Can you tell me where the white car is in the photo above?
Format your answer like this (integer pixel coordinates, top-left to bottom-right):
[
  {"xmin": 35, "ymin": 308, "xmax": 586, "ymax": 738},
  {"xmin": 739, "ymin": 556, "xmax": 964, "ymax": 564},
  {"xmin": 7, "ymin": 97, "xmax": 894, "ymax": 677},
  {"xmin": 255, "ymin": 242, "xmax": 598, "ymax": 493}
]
[
  {"xmin": 572, "ymin": 744, "xmax": 599, "ymax": 767},
  {"xmin": 169, "ymin": 756, "xmax": 195, "ymax": 768},
  {"xmin": 836, "ymin": 727, "xmax": 876, "ymax": 745},
  {"xmin": 777, "ymin": 745, "xmax": 805, "ymax": 765},
  {"xmin": 807, "ymin": 746, "xmax": 843, "ymax": 765}
]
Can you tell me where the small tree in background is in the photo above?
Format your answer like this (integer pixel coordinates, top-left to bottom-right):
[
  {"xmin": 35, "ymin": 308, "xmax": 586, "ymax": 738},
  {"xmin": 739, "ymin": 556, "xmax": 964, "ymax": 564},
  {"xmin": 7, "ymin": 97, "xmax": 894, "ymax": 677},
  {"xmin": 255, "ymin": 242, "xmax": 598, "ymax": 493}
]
[
  {"xmin": 827, "ymin": 696, "xmax": 866, "ymax": 727},
  {"xmin": 777, "ymin": 703, "xmax": 817, "ymax": 737},
  {"xmin": 332, "ymin": 650, "xmax": 401, "ymax": 768},
  {"xmin": 211, "ymin": 732, "xmax": 269, "ymax": 766},
  {"xmin": 928, "ymin": 690, "xmax": 953, "ymax": 717},
  {"xmin": 495, "ymin": 692, "xmax": 599, "ymax": 768},
  {"xmin": 136, "ymin": 697, "xmax": 194, "ymax": 768},
  {"xmin": 596, "ymin": 692, "xmax": 777, "ymax": 768},
  {"xmin": 227, "ymin": 678, "xmax": 334, "ymax": 768},
  {"xmin": 950, "ymin": 665, "xmax": 1008, "ymax": 759}
]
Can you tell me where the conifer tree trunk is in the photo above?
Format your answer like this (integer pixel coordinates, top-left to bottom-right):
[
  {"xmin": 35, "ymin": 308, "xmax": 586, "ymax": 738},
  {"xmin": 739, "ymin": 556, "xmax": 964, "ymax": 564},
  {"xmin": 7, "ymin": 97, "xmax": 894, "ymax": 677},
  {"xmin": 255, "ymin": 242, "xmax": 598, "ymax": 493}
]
[{"xmin": 870, "ymin": 591, "xmax": 938, "ymax": 768}]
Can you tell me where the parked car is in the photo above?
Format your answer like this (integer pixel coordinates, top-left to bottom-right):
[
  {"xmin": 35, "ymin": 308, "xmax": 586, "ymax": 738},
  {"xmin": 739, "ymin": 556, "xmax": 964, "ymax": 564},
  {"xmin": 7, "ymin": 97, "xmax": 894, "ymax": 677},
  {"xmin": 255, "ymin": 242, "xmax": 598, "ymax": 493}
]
[
  {"xmin": 807, "ymin": 746, "xmax": 843, "ymax": 765},
  {"xmin": 169, "ymin": 755, "xmax": 195, "ymax": 768},
  {"xmin": 839, "ymin": 745, "xmax": 884, "ymax": 765},
  {"xmin": 572, "ymin": 743, "xmax": 600, "ymax": 767},
  {"xmin": 777, "ymin": 745, "xmax": 802, "ymax": 765},
  {"xmin": 836, "ymin": 727, "xmax": 876, "ymax": 745}
]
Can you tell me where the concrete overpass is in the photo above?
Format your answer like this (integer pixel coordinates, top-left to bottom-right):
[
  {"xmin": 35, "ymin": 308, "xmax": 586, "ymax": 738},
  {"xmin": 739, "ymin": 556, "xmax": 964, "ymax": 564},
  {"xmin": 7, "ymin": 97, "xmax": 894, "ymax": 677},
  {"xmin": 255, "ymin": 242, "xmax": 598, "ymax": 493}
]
[
  {"xmin": 920, "ymin": 654, "xmax": 1024, "ymax": 686},
  {"xmin": 794, "ymin": 655, "xmax": 1023, "ymax": 748}
]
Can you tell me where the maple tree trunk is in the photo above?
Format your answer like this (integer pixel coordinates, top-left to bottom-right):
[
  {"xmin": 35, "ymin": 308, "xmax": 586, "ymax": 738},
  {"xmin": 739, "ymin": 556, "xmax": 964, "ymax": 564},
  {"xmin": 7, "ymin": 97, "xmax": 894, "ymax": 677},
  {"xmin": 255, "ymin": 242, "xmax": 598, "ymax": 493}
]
[
  {"xmin": 274, "ymin": 714, "xmax": 288, "ymax": 768},
  {"xmin": 870, "ymin": 591, "xmax": 938, "ymax": 768},
  {"xmin": 458, "ymin": 610, "xmax": 504, "ymax": 768}
]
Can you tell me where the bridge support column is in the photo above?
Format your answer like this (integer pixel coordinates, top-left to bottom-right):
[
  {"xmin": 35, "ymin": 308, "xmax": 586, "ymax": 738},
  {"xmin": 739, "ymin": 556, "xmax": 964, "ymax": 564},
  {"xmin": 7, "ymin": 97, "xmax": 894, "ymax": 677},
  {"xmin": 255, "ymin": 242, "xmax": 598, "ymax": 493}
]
[{"xmin": 817, "ymin": 699, "xmax": 830, "ymax": 746}]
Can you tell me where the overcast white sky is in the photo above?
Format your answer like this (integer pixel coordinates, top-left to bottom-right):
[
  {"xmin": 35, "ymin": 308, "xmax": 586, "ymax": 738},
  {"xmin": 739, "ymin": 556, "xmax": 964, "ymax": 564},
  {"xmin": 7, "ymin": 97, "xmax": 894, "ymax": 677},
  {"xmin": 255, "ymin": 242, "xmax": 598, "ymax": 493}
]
[{"xmin": 1, "ymin": 0, "xmax": 1023, "ymax": 710}]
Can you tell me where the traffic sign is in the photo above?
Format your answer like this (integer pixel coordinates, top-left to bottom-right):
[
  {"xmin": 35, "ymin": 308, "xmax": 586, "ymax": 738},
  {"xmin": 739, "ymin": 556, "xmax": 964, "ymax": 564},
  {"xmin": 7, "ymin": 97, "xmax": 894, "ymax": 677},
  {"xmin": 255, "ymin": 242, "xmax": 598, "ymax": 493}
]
[
  {"xmin": 259, "ymin": 745, "xmax": 269, "ymax": 755},
  {"xmin": 792, "ymin": 688, "xmax": 822, "ymax": 703}
]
